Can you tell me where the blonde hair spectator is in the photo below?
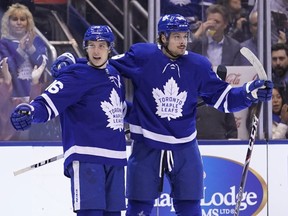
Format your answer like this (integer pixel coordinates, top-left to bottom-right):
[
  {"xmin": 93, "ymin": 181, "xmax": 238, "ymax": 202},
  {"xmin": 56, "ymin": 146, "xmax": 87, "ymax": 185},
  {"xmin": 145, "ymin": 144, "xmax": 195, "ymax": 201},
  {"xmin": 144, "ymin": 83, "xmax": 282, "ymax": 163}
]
[
  {"xmin": 0, "ymin": 2, "xmax": 53, "ymax": 141},
  {"xmin": 1, "ymin": 3, "xmax": 35, "ymax": 39}
]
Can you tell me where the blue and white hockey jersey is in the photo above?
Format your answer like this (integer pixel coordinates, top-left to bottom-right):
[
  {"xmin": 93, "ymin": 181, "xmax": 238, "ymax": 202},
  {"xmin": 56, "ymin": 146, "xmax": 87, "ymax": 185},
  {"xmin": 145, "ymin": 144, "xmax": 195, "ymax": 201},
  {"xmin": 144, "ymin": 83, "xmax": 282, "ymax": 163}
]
[
  {"xmin": 30, "ymin": 63, "xmax": 127, "ymax": 172},
  {"xmin": 110, "ymin": 43, "xmax": 253, "ymax": 150}
]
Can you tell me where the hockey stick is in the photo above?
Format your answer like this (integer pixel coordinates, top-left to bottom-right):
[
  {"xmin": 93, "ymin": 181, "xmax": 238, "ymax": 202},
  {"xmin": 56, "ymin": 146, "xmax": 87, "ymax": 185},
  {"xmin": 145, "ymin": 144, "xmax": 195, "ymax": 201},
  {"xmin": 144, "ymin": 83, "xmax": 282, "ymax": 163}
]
[
  {"xmin": 13, "ymin": 129, "xmax": 132, "ymax": 176},
  {"xmin": 233, "ymin": 47, "xmax": 268, "ymax": 216},
  {"xmin": 13, "ymin": 154, "xmax": 64, "ymax": 176}
]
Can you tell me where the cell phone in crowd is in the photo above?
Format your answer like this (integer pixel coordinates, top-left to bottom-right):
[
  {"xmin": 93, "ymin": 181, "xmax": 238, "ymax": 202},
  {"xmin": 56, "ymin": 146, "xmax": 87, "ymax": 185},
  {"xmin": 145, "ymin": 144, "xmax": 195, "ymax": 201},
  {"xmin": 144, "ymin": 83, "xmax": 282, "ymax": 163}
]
[{"xmin": 271, "ymin": 11, "xmax": 288, "ymax": 32}]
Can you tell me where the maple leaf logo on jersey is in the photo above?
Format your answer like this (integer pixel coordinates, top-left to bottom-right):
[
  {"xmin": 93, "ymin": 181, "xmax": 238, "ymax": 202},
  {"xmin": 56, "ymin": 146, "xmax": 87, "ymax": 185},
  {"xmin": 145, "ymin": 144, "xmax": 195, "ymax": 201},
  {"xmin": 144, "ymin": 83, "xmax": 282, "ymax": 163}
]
[
  {"xmin": 152, "ymin": 77, "xmax": 187, "ymax": 121},
  {"xmin": 101, "ymin": 88, "xmax": 124, "ymax": 131}
]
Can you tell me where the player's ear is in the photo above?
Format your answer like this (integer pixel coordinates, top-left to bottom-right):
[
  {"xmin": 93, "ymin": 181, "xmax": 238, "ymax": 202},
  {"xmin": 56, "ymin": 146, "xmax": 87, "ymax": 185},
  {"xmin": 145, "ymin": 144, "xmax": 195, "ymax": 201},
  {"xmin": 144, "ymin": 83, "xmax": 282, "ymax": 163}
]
[
  {"xmin": 161, "ymin": 34, "xmax": 167, "ymax": 43},
  {"xmin": 108, "ymin": 42, "xmax": 112, "ymax": 52}
]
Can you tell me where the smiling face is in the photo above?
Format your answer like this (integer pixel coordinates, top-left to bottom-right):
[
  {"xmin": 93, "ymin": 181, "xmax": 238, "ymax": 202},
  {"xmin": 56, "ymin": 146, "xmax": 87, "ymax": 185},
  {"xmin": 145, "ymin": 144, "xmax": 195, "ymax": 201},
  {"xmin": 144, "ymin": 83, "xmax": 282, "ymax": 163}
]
[
  {"xmin": 9, "ymin": 10, "xmax": 28, "ymax": 38},
  {"xmin": 272, "ymin": 88, "xmax": 283, "ymax": 114},
  {"xmin": 86, "ymin": 40, "xmax": 110, "ymax": 68}
]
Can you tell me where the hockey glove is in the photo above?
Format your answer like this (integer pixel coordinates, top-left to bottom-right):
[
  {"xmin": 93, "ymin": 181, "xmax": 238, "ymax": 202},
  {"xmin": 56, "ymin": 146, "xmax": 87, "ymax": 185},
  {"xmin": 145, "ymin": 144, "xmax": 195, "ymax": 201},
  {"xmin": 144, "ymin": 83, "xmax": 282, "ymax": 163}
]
[
  {"xmin": 50, "ymin": 52, "xmax": 76, "ymax": 78},
  {"xmin": 244, "ymin": 80, "xmax": 273, "ymax": 102},
  {"xmin": 10, "ymin": 103, "xmax": 34, "ymax": 131}
]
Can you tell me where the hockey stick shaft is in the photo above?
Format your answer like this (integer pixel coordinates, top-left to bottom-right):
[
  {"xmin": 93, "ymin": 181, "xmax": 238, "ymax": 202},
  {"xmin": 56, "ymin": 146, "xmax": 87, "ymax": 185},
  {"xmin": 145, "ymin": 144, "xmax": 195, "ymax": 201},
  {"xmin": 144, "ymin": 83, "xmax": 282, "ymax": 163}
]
[
  {"xmin": 234, "ymin": 102, "xmax": 261, "ymax": 216},
  {"xmin": 234, "ymin": 47, "xmax": 268, "ymax": 216},
  {"xmin": 13, "ymin": 154, "xmax": 64, "ymax": 176}
]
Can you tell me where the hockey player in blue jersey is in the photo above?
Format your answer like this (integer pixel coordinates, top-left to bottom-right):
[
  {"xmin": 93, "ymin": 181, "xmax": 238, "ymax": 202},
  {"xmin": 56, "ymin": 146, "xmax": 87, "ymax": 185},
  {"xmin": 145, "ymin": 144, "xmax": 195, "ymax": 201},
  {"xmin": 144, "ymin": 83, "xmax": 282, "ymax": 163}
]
[
  {"xmin": 10, "ymin": 25, "xmax": 128, "ymax": 216},
  {"xmin": 49, "ymin": 14, "xmax": 273, "ymax": 216}
]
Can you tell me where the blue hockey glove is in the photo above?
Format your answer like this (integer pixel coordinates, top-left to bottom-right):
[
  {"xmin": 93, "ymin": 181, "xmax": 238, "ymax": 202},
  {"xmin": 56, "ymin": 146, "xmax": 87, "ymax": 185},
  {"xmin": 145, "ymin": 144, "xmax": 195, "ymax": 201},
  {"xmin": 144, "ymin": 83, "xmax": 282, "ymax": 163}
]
[
  {"xmin": 244, "ymin": 80, "xmax": 273, "ymax": 102},
  {"xmin": 50, "ymin": 52, "xmax": 76, "ymax": 78},
  {"xmin": 10, "ymin": 103, "xmax": 34, "ymax": 131}
]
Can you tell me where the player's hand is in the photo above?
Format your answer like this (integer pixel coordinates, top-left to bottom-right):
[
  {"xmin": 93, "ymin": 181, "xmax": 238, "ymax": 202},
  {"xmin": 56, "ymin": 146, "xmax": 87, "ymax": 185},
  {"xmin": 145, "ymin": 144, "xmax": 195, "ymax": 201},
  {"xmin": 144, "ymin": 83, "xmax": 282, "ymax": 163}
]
[
  {"xmin": 244, "ymin": 80, "xmax": 273, "ymax": 102},
  {"xmin": 10, "ymin": 103, "xmax": 34, "ymax": 131},
  {"xmin": 50, "ymin": 52, "xmax": 76, "ymax": 78}
]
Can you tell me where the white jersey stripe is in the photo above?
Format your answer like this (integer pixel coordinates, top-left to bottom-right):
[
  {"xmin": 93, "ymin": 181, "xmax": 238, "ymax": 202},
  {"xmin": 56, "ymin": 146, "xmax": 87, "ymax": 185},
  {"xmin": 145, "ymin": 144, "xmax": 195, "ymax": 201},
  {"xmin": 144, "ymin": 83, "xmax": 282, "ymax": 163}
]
[
  {"xmin": 45, "ymin": 104, "xmax": 52, "ymax": 121},
  {"xmin": 223, "ymin": 94, "xmax": 229, "ymax": 113},
  {"xmin": 214, "ymin": 85, "xmax": 232, "ymax": 109},
  {"xmin": 41, "ymin": 93, "xmax": 59, "ymax": 117},
  {"xmin": 130, "ymin": 124, "xmax": 197, "ymax": 144},
  {"xmin": 72, "ymin": 161, "xmax": 81, "ymax": 211},
  {"xmin": 64, "ymin": 145, "xmax": 127, "ymax": 160}
]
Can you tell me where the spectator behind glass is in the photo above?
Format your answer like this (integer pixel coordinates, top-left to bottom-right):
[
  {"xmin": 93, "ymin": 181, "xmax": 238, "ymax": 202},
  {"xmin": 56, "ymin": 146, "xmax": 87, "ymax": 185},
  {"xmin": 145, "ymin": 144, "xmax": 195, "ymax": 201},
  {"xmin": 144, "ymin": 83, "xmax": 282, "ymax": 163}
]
[
  {"xmin": 271, "ymin": 43, "xmax": 288, "ymax": 99},
  {"xmin": 0, "ymin": 3, "xmax": 47, "ymax": 102},
  {"xmin": 0, "ymin": 56, "xmax": 46, "ymax": 140},
  {"xmin": 218, "ymin": 0, "xmax": 251, "ymax": 43},
  {"xmin": 270, "ymin": 0, "xmax": 288, "ymax": 45},
  {"xmin": 252, "ymin": 0, "xmax": 288, "ymax": 45},
  {"xmin": 245, "ymin": 86, "xmax": 288, "ymax": 139},
  {"xmin": 272, "ymin": 86, "xmax": 288, "ymax": 139},
  {"xmin": 0, "ymin": 3, "xmax": 50, "ymax": 140},
  {"xmin": 241, "ymin": 11, "xmax": 258, "ymax": 57},
  {"xmin": 188, "ymin": 4, "xmax": 244, "ymax": 66}
]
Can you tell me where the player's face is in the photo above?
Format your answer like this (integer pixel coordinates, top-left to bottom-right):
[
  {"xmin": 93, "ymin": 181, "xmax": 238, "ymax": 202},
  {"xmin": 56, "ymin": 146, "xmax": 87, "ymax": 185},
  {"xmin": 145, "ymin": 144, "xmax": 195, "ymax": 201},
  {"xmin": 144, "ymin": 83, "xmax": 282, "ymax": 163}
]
[
  {"xmin": 9, "ymin": 11, "xmax": 28, "ymax": 38},
  {"xmin": 166, "ymin": 32, "xmax": 188, "ymax": 56},
  {"xmin": 86, "ymin": 40, "xmax": 110, "ymax": 68}
]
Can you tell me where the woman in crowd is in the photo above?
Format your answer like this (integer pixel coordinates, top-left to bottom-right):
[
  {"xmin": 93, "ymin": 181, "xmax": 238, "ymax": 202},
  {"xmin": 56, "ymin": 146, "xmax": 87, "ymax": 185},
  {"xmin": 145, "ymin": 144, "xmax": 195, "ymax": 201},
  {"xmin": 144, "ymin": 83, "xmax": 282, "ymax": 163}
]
[
  {"xmin": 272, "ymin": 86, "xmax": 288, "ymax": 139},
  {"xmin": 0, "ymin": 3, "xmax": 47, "ymax": 103},
  {"xmin": 0, "ymin": 56, "xmax": 46, "ymax": 140}
]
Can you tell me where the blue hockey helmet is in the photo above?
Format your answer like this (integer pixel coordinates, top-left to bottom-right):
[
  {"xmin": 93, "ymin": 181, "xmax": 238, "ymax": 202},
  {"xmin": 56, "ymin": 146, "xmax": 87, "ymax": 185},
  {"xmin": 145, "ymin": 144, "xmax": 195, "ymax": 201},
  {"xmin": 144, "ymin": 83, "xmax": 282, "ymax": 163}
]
[
  {"xmin": 83, "ymin": 25, "xmax": 115, "ymax": 49},
  {"xmin": 158, "ymin": 14, "xmax": 190, "ymax": 36}
]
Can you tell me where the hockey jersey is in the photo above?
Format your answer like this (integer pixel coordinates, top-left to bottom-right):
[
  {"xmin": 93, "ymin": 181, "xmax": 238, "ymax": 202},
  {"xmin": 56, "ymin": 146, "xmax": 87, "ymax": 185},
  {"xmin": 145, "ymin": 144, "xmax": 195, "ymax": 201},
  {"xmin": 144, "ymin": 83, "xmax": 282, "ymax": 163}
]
[
  {"xmin": 110, "ymin": 43, "xmax": 253, "ymax": 150},
  {"xmin": 30, "ymin": 63, "xmax": 127, "ymax": 173}
]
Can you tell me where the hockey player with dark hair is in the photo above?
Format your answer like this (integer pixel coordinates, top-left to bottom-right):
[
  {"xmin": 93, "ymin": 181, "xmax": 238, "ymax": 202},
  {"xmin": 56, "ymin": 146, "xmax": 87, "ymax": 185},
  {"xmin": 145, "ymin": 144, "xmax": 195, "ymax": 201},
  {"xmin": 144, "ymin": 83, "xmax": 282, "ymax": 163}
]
[
  {"xmin": 43, "ymin": 14, "xmax": 272, "ymax": 216},
  {"xmin": 10, "ymin": 25, "xmax": 128, "ymax": 216}
]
